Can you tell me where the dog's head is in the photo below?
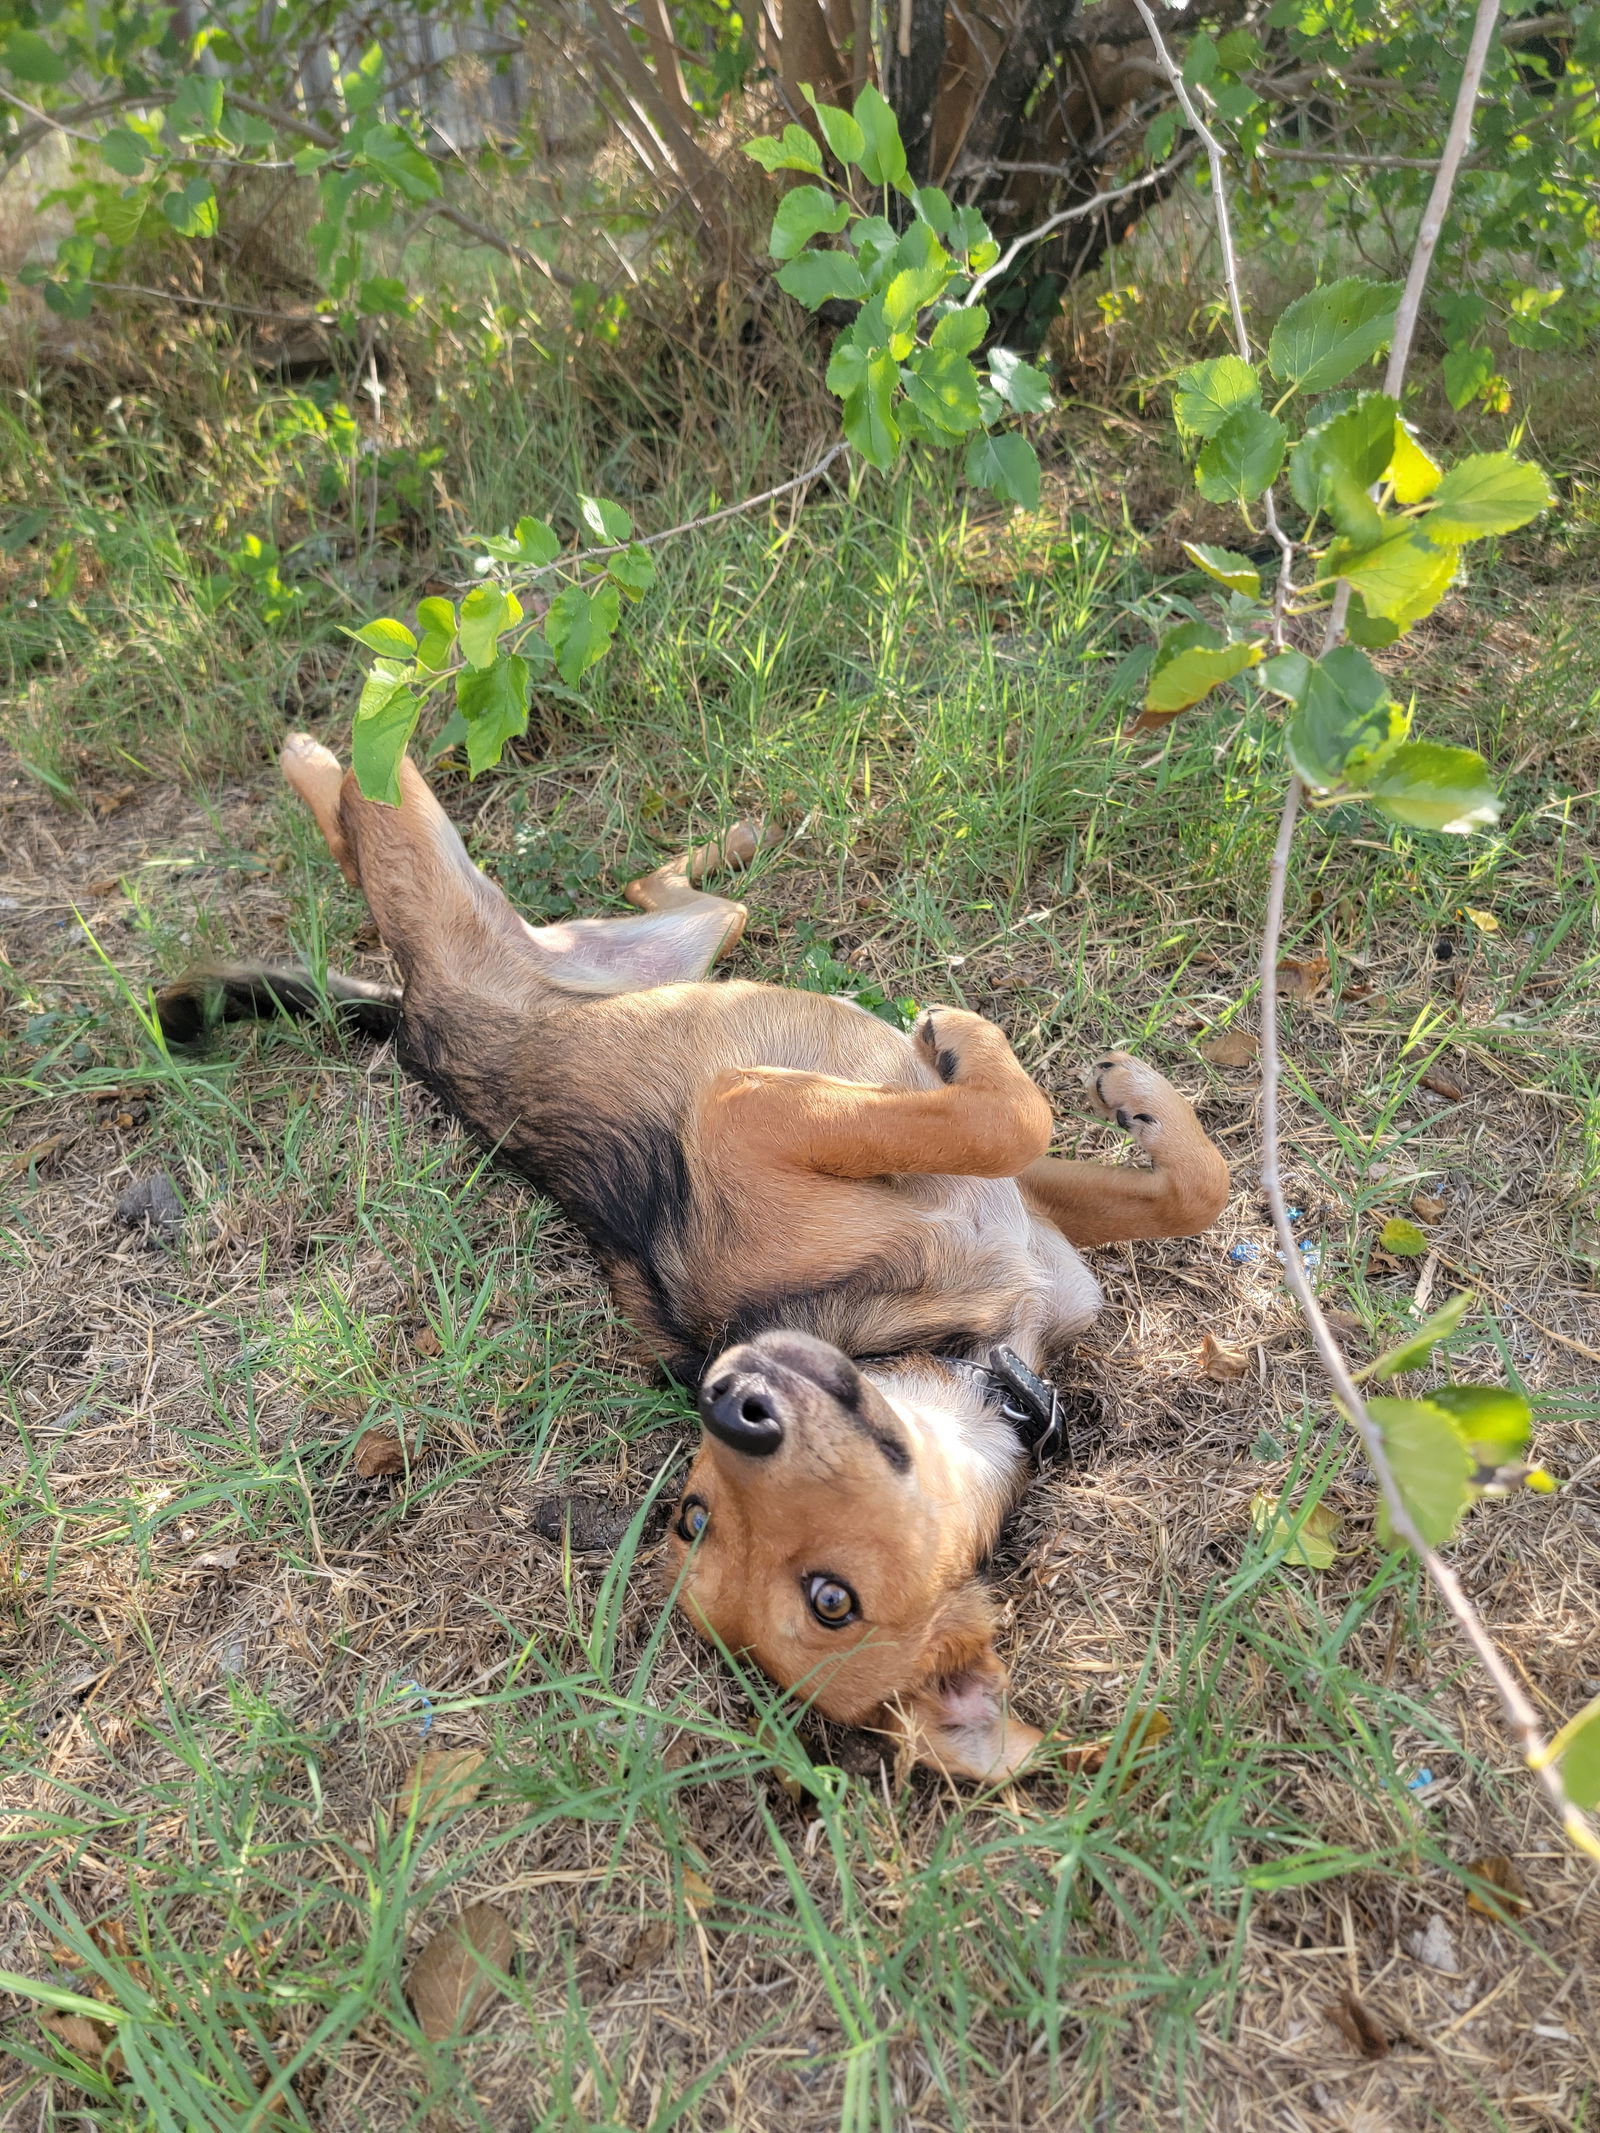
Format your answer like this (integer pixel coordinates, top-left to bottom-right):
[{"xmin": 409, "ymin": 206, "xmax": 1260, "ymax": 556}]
[{"xmin": 663, "ymin": 1329, "xmax": 1041, "ymax": 1781}]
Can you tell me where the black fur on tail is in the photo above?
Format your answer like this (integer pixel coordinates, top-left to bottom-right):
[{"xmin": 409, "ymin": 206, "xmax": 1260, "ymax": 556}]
[{"xmin": 155, "ymin": 964, "xmax": 402, "ymax": 1047}]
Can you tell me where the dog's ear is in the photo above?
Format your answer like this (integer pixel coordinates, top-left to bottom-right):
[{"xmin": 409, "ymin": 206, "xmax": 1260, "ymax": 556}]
[{"xmin": 897, "ymin": 1589, "xmax": 1045, "ymax": 1783}]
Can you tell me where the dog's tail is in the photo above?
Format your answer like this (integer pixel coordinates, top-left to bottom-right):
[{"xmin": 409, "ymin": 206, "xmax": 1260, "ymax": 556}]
[{"xmin": 155, "ymin": 964, "xmax": 402, "ymax": 1047}]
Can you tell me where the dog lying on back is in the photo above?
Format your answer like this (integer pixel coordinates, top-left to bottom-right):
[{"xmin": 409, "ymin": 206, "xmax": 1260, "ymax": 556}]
[{"xmin": 157, "ymin": 737, "xmax": 1229, "ymax": 1780}]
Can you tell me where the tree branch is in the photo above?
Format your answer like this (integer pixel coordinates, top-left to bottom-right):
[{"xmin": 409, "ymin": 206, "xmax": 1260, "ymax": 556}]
[{"xmin": 1134, "ymin": 0, "xmax": 1600, "ymax": 1861}]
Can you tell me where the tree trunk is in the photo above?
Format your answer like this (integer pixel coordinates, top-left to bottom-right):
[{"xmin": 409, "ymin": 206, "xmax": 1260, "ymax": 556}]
[{"xmin": 884, "ymin": 0, "xmax": 947, "ymax": 186}]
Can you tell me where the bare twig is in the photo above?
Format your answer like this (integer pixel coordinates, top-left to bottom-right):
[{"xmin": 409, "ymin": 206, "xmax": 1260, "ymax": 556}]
[
  {"xmin": 1138, "ymin": 0, "xmax": 1600, "ymax": 1860},
  {"xmin": 965, "ymin": 152, "xmax": 1197, "ymax": 308},
  {"xmin": 1130, "ymin": 0, "xmax": 1295, "ymax": 646}
]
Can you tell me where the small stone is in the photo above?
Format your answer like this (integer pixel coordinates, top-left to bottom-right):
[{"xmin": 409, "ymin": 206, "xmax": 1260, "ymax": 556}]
[{"xmin": 113, "ymin": 1171, "xmax": 183, "ymax": 1244}]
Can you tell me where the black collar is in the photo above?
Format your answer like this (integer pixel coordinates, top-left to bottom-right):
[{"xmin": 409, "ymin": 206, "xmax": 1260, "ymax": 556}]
[{"xmin": 968, "ymin": 1346, "xmax": 1071, "ymax": 1469}]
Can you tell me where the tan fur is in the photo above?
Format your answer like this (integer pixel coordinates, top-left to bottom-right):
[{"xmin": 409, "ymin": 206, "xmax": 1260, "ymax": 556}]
[{"xmin": 200, "ymin": 739, "xmax": 1230, "ymax": 1782}]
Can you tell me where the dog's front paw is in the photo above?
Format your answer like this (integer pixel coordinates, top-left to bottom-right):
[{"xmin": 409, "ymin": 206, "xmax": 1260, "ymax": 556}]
[
  {"xmin": 914, "ymin": 1005, "xmax": 994, "ymax": 1084},
  {"xmin": 1078, "ymin": 1051, "xmax": 1176, "ymax": 1153}
]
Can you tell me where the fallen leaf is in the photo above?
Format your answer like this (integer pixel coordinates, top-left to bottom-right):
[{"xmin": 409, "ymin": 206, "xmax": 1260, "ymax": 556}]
[
  {"xmin": 1199, "ymin": 1028, "xmax": 1259, "ymax": 1068},
  {"xmin": 616, "ymin": 1920, "xmax": 673, "ymax": 1978},
  {"xmin": 1410, "ymin": 1191, "xmax": 1448, "ymax": 1222},
  {"xmin": 1420, "ymin": 1067, "xmax": 1465, "ymax": 1102},
  {"xmin": 1056, "ymin": 1704, "xmax": 1171, "ymax": 1777},
  {"xmin": 413, "ymin": 1326, "xmax": 442, "ymax": 1358},
  {"xmin": 1325, "ymin": 1989, "xmax": 1389, "ymax": 2060},
  {"xmin": 1249, "ymin": 1492, "xmax": 1341, "ymax": 1568},
  {"xmin": 352, "ymin": 1428, "xmax": 405, "ymax": 1478},
  {"xmin": 681, "ymin": 1867, "xmax": 714, "ymax": 1912},
  {"xmin": 1407, "ymin": 1913, "xmax": 1462, "ymax": 1972},
  {"xmin": 1199, "ymin": 1333, "xmax": 1250, "ymax": 1382},
  {"xmin": 1323, "ymin": 1306, "xmax": 1364, "ymax": 1339},
  {"xmin": 84, "ymin": 876, "xmax": 123, "ymax": 897},
  {"xmin": 406, "ymin": 1901, "xmax": 515, "ymax": 2042},
  {"xmin": 395, "ymin": 1748, "xmax": 486, "ymax": 1820},
  {"xmin": 192, "ymin": 1544, "xmax": 246, "ymax": 1573},
  {"xmin": 40, "ymin": 2010, "xmax": 121, "ymax": 2080},
  {"xmin": 1465, "ymin": 1854, "xmax": 1529, "ymax": 1920},
  {"xmin": 92, "ymin": 785, "xmax": 137, "ymax": 818},
  {"xmin": 1277, "ymin": 955, "xmax": 1330, "ymax": 1003},
  {"xmin": 1380, "ymin": 1216, "xmax": 1430, "ymax": 1257},
  {"xmin": 1462, "ymin": 907, "xmax": 1499, "ymax": 933}
]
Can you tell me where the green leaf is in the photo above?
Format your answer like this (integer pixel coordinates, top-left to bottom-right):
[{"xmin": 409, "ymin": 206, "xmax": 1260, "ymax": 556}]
[
  {"xmin": 607, "ymin": 543, "xmax": 657, "ymax": 597},
  {"xmin": 1422, "ymin": 453, "xmax": 1554, "ymax": 541},
  {"xmin": 357, "ymin": 121, "xmax": 441, "ymax": 203},
  {"xmin": 351, "ymin": 669, "xmax": 420, "ymax": 806},
  {"xmin": 743, "ymin": 125, "xmax": 824, "ymax": 175},
  {"xmin": 1289, "ymin": 393, "xmax": 1395, "ymax": 542},
  {"xmin": 1259, "ymin": 649, "xmax": 1310, "ymax": 700},
  {"xmin": 1195, "ymin": 408, "xmax": 1286, "ymax": 506},
  {"xmin": 346, "ymin": 617, "xmax": 418, "ymax": 657},
  {"xmin": 160, "ymin": 177, "xmax": 219, "ymax": 239},
  {"xmin": 1380, "ymin": 1216, "xmax": 1430, "ymax": 1256},
  {"xmin": 1345, "ymin": 594, "xmax": 1402, "ymax": 649},
  {"xmin": 2, "ymin": 30, "xmax": 70, "ymax": 83},
  {"xmin": 358, "ymin": 275, "xmax": 411, "ymax": 316},
  {"xmin": 1542, "ymin": 1692, "xmax": 1600, "ymax": 1811},
  {"xmin": 882, "ymin": 263, "xmax": 948, "ymax": 336},
  {"xmin": 1267, "ymin": 278, "xmax": 1402, "ymax": 395},
  {"xmin": 515, "ymin": 516, "xmax": 560, "ymax": 565},
  {"xmin": 578, "ymin": 494, "xmax": 633, "ymax": 545},
  {"xmin": 459, "ymin": 584, "xmax": 514, "ymax": 669},
  {"xmin": 1172, "ymin": 355, "xmax": 1260, "ymax": 441},
  {"xmin": 964, "ymin": 432, "xmax": 1040, "ymax": 510},
  {"xmin": 456, "ymin": 653, "xmax": 530, "ymax": 775},
  {"xmin": 931, "ymin": 305, "xmax": 988, "ymax": 354},
  {"xmin": 1427, "ymin": 1384, "xmax": 1532, "ymax": 1466},
  {"xmin": 98, "ymin": 186, "xmax": 151, "ymax": 248},
  {"xmin": 1368, "ymin": 1290, "xmax": 1473, "ymax": 1379},
  {"xmin": 1182, "ymin": 542, "xmax": 1261, "ymax": 597},
  {"xmin": 802, "ymin": 86, "xmax": 865, "ymax": 166},
  {"xmin": 545, "ymin": 580, "xmax": 620, "ymax": 685},
  {"xmin": 913, "ymin": 186, "xmax": 954, "ymax": 237},
  {"xmin": 988, "ymin": 347, "xmax": 1053, "ymax": 414},
  {"xmin": 414, "ymin": 596, "xmax": 456, "ymax": 672},
  {"xmin": 903, "ymin": 347, "xmax": 983, "ymax": 434},
  {"xmin": 1385, "ymin": 421, "xmax": 1442, "ymax": 504},
  {"xmin": 1366, "ymin": 741, "xmax": 1501, "ymax": 834},
  {"xmin": 776, "ymin": 250, "xmax": 868, "ymax": 308},
  {"xmin": 1367, "ymin": 1397, "xmax": 1477, "ymax": 1548},
  {"xmin": 1336, "ymin": 531, "xmax": 1458, "ymax": 627},
  {"xmin": 1144, "ymin": 627, "xmax": 1263, "ymax": 715},
  {"xmin": 1250, "ymin": 1491, "xmax": 1340, "ymax": 1568},
  {"xmin": 853, "ymin": 84, "xmax": 910, "ymax": 191},
  {"xmin": 99, "ymin": 128, "xmax": 147, "ymax": 178},
  {"xmin": 1442, "ymin": 344, "xmax": 1494, "ymax": 410},
  {"xmin": 842, "ymin": 355, "xmax": 900, "ymax": 471},
  {"xmin": 1282, "ymin": 645, "xmax": 1404, "ymax": 791},
  {"xmin": 769, "ymin": 184, "xmax": 851, "ymax": 261},
  {"xmin": 826, "ymin": 337, "xmax": 869, "ymax": 397},
  {"xmin": 169, "ymin": 74, "xmax": 224, "ymax": 137}
]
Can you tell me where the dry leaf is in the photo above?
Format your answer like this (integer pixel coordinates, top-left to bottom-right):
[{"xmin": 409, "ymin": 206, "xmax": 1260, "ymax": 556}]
[
  {"xmin": 352, "ymin": 1429, "xmax": 405, "ymax": 1478},
  {"xmin": 1420, "ymin": 1067, "xmax": 1465, "ymax": 1102},
  {"xmin": 1058, "ymin": 1704, "xmax": 1172, "ymax": 1777},
  {"xmin": 616, "ymin": 1920, "xmax": 673, "ymax": 1978},
  {"xmin": 1199, "ymin": 1028, "xmax": 1259, "ymax": 1068},
  {"xmin": 40, "ymin": 2010, "xmax": 121, "ymax": 2080},
  {"xmin": 1276, "ymin": 955, "xmax": 1330, "ymax": 1003},
  {"xmin": 1465, "ymin": 1854, "xmax": 1529, "ymax": 1920},
  {"xmin": 192, "ymin": 1544, "xmax": 246, "ymax": 1573},
  {"xmin": 1325, "ymin": 1989, "xmax": 1389, "ymax": 2060},
  {"xmin": 1410, "ymin": 1191, "xmax": 1448, "ymax": 1222},
  {"xmin": 395, "ymin": 1748, "xmax": 486, "ymax": 1820},
  {"xmin": 406, "ymin": 1901, "xmax": 515, "ymax": 2041},
  {"xmin": 681, "ymin": 1867, "xmax": 714, "ymax": 1912},
  {"xmin": 412, "ymin": 1326, "xmax": 442, "ymax": 1357},
  {"xmin": 1407, "ymin": 1913, "xmax": 1461, "ymax": 1972},
  {"xmin": 1250, "ymin": 1493, "xmax": 1341, "ymax": 1568},
  {"xmin": 84, "ymin": 875, "xmax": 123, "ymax": 897},
  {"xmin": 1199, "ymin": 1333, "xmax": 1249, "ymax": 1382}
]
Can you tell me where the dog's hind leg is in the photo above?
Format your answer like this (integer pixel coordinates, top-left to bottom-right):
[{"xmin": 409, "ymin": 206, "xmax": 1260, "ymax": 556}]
[
  {"xmin": 285, "ymin": 736, "xmax": 760, "ymax": 999},
  {"xmin": 1020, "ymin": 1052, "xmax": 1229, "ymax": 1245}
]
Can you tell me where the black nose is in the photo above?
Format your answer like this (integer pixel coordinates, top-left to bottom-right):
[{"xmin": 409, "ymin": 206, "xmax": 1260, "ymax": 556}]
[{"xmin": 699, "ymin": 1371, "xmax": 784, "ymax": 1456}]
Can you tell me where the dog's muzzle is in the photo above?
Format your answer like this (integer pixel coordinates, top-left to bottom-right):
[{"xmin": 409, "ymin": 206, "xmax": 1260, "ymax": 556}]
[{"xmin": 699, "ymin": 1368, "xmax": 784, "ymax": 1456}]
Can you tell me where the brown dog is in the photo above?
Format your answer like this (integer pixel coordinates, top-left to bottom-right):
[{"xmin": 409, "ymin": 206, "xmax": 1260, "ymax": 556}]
[{"xmin": 157, "ymin": 737, "xmax": 1229, "ymax": 1781}]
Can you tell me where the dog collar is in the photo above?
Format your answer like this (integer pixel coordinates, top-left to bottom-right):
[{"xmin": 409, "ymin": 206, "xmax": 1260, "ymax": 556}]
[{"xmin": 957, "ymin": 1347, "xmax": 1071, "ymax": 1469}]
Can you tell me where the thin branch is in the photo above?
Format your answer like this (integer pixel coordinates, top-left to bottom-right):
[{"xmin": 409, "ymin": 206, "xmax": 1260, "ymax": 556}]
[
  {"xmin": 84, "ymin": 280, "xmax": 335, "ymax": 323},
  {"xmin": 1136, "ymin": 0, "xmax": 1600, "ymax": 1859},
  {"xmin": 1130, "ymin": 0, "xmax": 1295, "ymax": 644},
  {"xmin": 1260, "ymin": 144, "xmax": 1451, "ymax": 171},
  {"xmin": 966, "ymin": 152, "xmax": 1196, "ymax": 307}
]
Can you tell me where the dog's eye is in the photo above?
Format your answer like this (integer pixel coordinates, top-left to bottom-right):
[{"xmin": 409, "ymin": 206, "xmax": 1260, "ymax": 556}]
[
  {"xmin": 805, "ymin": 1574, "xmax": 857, "ymax": 1627},
  {"xmin": 676, "ymin": 1497, "xmax": 708, "ymax": 1542}
]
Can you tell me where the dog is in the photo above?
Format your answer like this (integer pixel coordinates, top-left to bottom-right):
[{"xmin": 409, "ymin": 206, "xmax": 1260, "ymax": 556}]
[{"xmin": 156, "ymin": 737, "xmax": 1229, "ymax": 1781}]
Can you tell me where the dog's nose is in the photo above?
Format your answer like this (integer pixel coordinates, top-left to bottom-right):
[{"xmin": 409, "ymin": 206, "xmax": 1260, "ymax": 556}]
[{"xmin": 699, "ymin": 1370, "xmax": 784, "ymax": 1456}]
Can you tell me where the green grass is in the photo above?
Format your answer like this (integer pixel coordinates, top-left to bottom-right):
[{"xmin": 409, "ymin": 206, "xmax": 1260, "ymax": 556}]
[{"xmin": 3, "ymin": 300, "xmax": 1599, "ymax": 2129}]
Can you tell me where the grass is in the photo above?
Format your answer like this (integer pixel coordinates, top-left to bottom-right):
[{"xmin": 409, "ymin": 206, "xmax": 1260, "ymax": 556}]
[{"xmin": 2, "ymin": 272, "xmax": 1599, "ymax": 2130}]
